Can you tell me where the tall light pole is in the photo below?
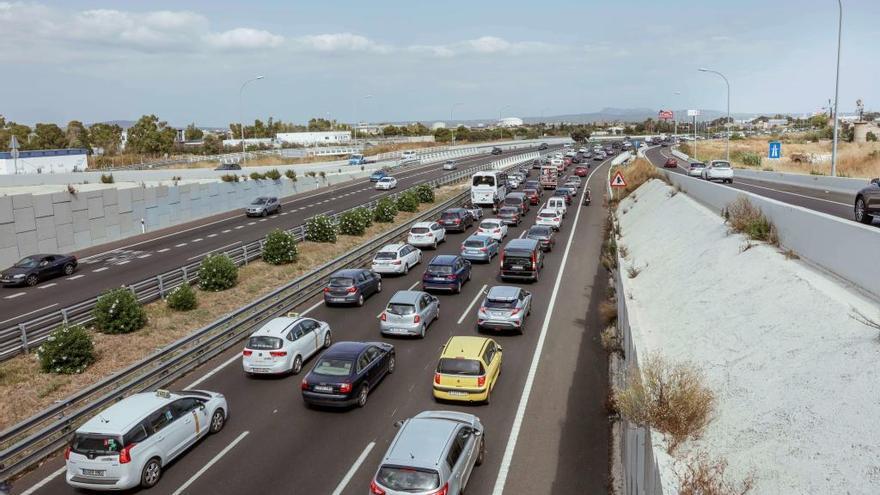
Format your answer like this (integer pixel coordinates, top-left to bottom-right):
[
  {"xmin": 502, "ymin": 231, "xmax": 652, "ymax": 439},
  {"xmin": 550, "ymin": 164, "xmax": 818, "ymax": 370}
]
[
  {"xmin": 451, "ymin": 102, "xmax": 464, "ymax": 146},
  {"xmin": 354, "ymin": 94, "xmax": 373, "ymax": 148},
  {"xmin": 238, "ymin": 75, "xmax": 264, "ymax": 164},
  {"xmin": 499, "ymin": 104, "xmax": 512, "ymax": 141},
  {"xmin": 699, "ymin": 68, "xmax": 730, "ymax": 162},
  {"xmin": 672, "ymin": 91, "xmax": 682, "ymax": 138},
  {"xmin": 831, "ymin": 0, "xmax": 843, "ymax": 177}
]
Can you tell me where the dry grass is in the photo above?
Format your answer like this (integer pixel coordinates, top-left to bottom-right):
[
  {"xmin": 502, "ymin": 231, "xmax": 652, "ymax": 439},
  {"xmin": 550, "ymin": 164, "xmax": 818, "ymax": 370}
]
[
  {"xmin": 681, "ymin": 137, "xmax": 880, "ymax": 178},
  {"xmin": 677, "ymin": 452, "xmax": 755, "ymax": 495},
  {"xmin": 0, "ymin": 184, "xmax": 465, "ymax": 431},
  {"xmin": 615, "ymin": 353, "xmax": 716, "ymax": 454},
  {"xmin": 599, "ymin": 300, "xmax": 618, "ymax": 327},
  {"xmin": 611, "ymin": 158, "xmax": 667, "ymax": 204},
  {"xmin": 724, "ymin": 196, "xmax": 779, "ymax": 245},
  {"xmin": 601, "ymin": 327, "xmax": 623, "ymax": 356}
]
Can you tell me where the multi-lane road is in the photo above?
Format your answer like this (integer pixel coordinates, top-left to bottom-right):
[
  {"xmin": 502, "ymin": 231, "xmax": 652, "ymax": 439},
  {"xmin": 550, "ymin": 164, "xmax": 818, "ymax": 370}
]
[
  {"xmin": 0, "ymin": 148, "xmax": 546, "ymax": 332},
  {"xmin": 12, "ymin": 154, "xmax": 614, "ymax": 495}
]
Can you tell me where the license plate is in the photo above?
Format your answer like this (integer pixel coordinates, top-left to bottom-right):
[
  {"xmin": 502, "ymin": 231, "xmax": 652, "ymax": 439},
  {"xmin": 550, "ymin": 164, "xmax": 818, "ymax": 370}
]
[
  {"xmin": 314, "ymin": 385, "xmax": 333, "ymax": 393},
  {"xmin": 332, "ymin": 298, "xmax": 346, "ymax": 302},
  {"xmin": 251, "ymin": 368, "xmax": 270, "ymax": 373},
  {"xmin": 448, "ymin": 391, "xmax": 468, "ymax": 396},
  {"xmin": 82, "ymin": 469, "xmax": 105, "ymax": 477},
  {"xmin": 490, "ymin": 312, "xmax": 505, "ymax": 317},
  {"xmin": 511, "ymin": 266, "xmax": 524, "ymax": 270}
]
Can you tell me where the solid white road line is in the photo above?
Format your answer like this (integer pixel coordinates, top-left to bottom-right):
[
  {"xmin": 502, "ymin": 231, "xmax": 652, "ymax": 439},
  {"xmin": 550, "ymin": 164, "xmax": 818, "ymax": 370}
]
[
  {"xmin": 457, "ymin": 284, "xmax": 487, "ymax": 325},
  {"xmin": 331, "ymin": 441, "xmax": 376, "ymax": 495},
  {"xmin": 186, "ymin": 352, "xmax": 242, "ymax": 389},
  {"xmin": 65, "ymin": 275, "xmax": 84, "ymax": 280},
  {"xmin": 492, "ymin": 162, "xmax": 605, "ymax": 495},
  {"xmin": 408, "ymin": 280, "xmax": 420, "ymax": 290},
  {"xmin": 301, "ymin": 299, "xmax": 324, "ymax": 316},
  {"xmin": 36, "ymin": 283, "xmax": 57, "ymax": 289},
  {"xmin": 171, "ymin": 431, "xmax": 249, "ymax": 495},
  {"xmin": 92, "ymin": 267, "xmax": 108, "ymax": 272},
  {"xmin": 0, "ymin": 303, "xmax": 58, "ymax": 325},
  {"xmin": 18, "ymin": 465, "xmax": 66, "ymax": 495},
  {"xmin": 731, "ymin": 179, "xmax": 852, "ymax": 206}
]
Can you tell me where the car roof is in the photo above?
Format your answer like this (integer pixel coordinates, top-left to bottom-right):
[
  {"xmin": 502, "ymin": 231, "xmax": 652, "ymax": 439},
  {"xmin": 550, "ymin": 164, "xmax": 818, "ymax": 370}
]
[
  {"xmin": 486, "ymin": 285, "xmax": 521, "ymax": 300},
  {"xmin": 480, "ymin": 218, "xmax": 502, "ymax": 224},
  {"xmin": 441, "ymin": 336, "xmax": 490, "ymax": 358},
  {"xmin": 388, "ymin": 290, "xmax": 426, "ymax": 304},
  {"xmin": 505, "ymin": 238, "xmax": 539, "ymax": 249},
  {"xmin": 443, "ymin": 208, "xmax": 467, "ymax": 213},
  {"xmin": 429, "ymin": 255, "xmax": 460, "ymax": 265},
  {"xmin": 465, "ymin": 234, "xmax": 491, "ymax": 243},
  {"xmin": 378, "ymin": 176, "xmax": 394, "ymax": 180},
  {"xmin": 331, "ymin": 269, "xmax": 366, "ymax": 277},
  {"xmin": 77, "ymin": 391, "xmax": 184, "ymax": 435},
  {"xmin": 249, "ymin": 317, "xmax": 301, "ymax": 338},
  {"xmin": 412, "ymin": 221, "xmax": 435, "ymax": 228},
  {"xmin": 506, "ymin": 192, "xmax": 525, "ymax": 198},
  {"xmin": 385, "ymin": 417, "xmax": 458, "ymax": 469},
  {"xmin": 378, "ymin": 243, "xmax": 405, "ymax": 252},
  {"xmin": 322, "ymin": 341, "xmax": 371, "ymax": 359}
]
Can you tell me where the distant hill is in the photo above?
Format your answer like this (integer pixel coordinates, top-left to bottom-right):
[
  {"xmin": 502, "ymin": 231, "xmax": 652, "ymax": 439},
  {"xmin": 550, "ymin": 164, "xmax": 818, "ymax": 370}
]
[{"xmin": 407, "ymin": 108, "xmax": 759, "ymax": 127}]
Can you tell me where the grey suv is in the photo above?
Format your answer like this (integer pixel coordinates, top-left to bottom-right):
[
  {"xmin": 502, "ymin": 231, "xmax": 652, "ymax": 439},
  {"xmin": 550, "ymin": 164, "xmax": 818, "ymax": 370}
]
[
  {"xmin": 371, "ymin": 411, "xmax": 485, "ymax": 495},
  {"xmin": 245, "ymin": 196, "xmax": 280, "ymax": 217},
  {"xmin": 477, "ymin": 285, "xmax": 532, "ymax": 334}
]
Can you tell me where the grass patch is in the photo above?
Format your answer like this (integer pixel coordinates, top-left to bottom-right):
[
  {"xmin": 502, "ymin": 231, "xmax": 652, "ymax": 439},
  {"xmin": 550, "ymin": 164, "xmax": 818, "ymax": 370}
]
[
  {"xmin": 627, "ymin": 264, "xmax": 642, "ymax": 279},
  {"xmin": 601, "ymin": 327, "xmax": 624, "ymax": 356},
  {"xmin": 677, "ymin": 452, "xmax": 755, "ymax": 495},
  {"xmin": 724, "ymin": 196, "xmax": 779, "ymax": 245},
  {"xmin": 599, "ymin": 300, "xmax": 618, "ymax": 327}
]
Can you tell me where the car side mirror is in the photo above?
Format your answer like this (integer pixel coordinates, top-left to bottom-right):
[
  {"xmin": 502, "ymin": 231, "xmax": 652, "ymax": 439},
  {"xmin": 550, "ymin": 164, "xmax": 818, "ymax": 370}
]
[
  {"xmin": 472, "ymin": 429, "xmax": 483, "ymax": 437},
  {"xmin": 393, "ymin": 420, "xmax": 405, "ymax": 428},
  {"xmin": 198, "ymin": 403, "xmax": 206, "ymax": 410},
  {"xmin": 872, "ymin": 178, "xmax": 880, "ymax": 185}
]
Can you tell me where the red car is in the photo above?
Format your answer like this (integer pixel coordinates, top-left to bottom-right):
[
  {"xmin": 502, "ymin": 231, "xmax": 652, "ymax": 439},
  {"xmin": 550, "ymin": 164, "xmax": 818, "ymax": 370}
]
[
  {"xmin": 664, "ymin": 158, "xmax": 678, "ymax": 168},
  {"xmin": 574, "ymin": 166, "xmax": 588, "ymax": 177},
  {"xmin": 523, "ymin": 188, "xmax": 541, "ymax": 205},
  {"xmin": 563, "ymin": 157, "xmax": 572, "ymax": 167}
]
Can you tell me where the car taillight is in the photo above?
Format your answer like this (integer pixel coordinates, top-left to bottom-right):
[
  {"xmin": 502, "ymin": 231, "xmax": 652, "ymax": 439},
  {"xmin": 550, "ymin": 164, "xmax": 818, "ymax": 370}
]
[
  {"xmin": 446, "ymin": 274, "xmax": 457, "ymax": 280},
  {"xmin": 64, "ymin": 446, "xmax": 71, "ymax": 460},
  {"xmin": 301, "ymin": 379, "xmax": 309, "ymax": 390},
  {"xmin": 339, "ymin": 383, "xmax": 352, "ymax": 393},
  {"xmin": 531, "ymin": 253, "xmax": 537, "ymax": 270},
  {"xmin": 323, "ymin": 287, "xmax": 330, "ymax": 293},
  {"xmin": 392, "ymin": 260, "xmax": 401, "ymax": 265},
  {"xmin": 414, "ymin": 314, "xmax": 421, "ymax": 324},
  {"xmin": 500, "ymin": 253, "xmax": 505, "ymax": 268},
  {"xmin": 269, "ymin": 351, "xmax": 287, "ymax": 357},
  {"xmin": 426, "ymin": 232, "xmax": 434, "ymax": 237},
  {"xmin": 477, "ymin": 375, "xmax": 486, "ymax": 387},
  {"xmin": 494, "ymin": 228, "xmax": 500, "ymax": 233},
  {"xmin": 380, "ymin": 312, "xmax": 387, "ymax": 321},
  {"xmin": 242, "ymin": 350, "xmax": 253, "ymax": 357},
  {"xmin": 478, "ymin": 306, "xmax": 488, "ymax": 315},
  {"xmin": 370, "ymin": 479, "xmax": 386, "ymax": 495},
  {"xmin": 510, "ymin": 308, "xmax": 521, "ymax": 316},
  {"xmin": 480, "ymin": 247, "xmax": 487, "ymax": 252},
  {"xmin": 454, "ymin": 218, "xmax": 461, "ymax": 224},
  {"xmin": 554, "ymin": 217, "xmax": 560, "ymax": 222},
  {"xmin": 119, "ymin": 444, "xmax": 135, "ymax": 464},
  {"xmin": 434, "ymin": 372, "xmax": 441, "ymax": 384},
  {"xmin": 430, "ymin": 483, "xmax": 449, "ymax": 495},
  {"xmin": 347, "ymin": 287, "xmax": 357, "ymax": 293}
]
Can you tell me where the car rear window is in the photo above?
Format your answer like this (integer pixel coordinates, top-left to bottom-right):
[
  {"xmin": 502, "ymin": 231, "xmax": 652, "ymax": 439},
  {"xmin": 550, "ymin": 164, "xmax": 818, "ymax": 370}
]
[
  {"xmin": 504, "ymin": 249, "xmax": 533, "ymax": 262},
  {"xmin": 438, "ymin": 358, "xmax": 484, "ymax": 375},
  {"xmin": 538, "ymin": 211, "xmax": 556, "ymax": 218},
  {"xmin": 329, "ymin": 277, "xmax": 354, "ymax": 287},
  {"xmin": 428, "ymin": 265, "xmax": 453, "ymax": 275},
  {"xmin": 504, "ymin": 197, "xmax": 521, "ymax": 206},
  {"xmin": 480, "ymin": 221, "xmax": 500, "ymax": 229},
  {"xmin": 464, "ymin": 240, "xmax": 485, "ymax": 248},
  {"xmin": 529, "ymin": 227, "xmax": 551, "ymax": 236},
  {"xmin": 499, "ymin": 207, "xmax": 518, "ymax": 215},
  {"xmin": 410, "ymin": 227, "xmax": 429, "ymax": 234},
  {"xmin": 441, "ymin": 212, "xmax": 460, "ymax": 219},
  {"xmin": 387, "ymin": 303, "xmax": 416, "ymax": 315},
  {"xmin": 246, "ymin": 336, "xmax": 283, "ymax": 350},
  {"xmin": 374, "ymin": 252, "xmax": 397, "ymax": 260},
  {"xmin": 71, "ymin": 433, "xmax": 123, "ymax": 456},
  {"xmin": 485, "ymin": 299, "xmax": 517, "ymax": 309},
  {"xmin": 377, "ymin": 467, "xmax": 440, "ymax": 491},
  {"xmin": 313, "ymin": 358, "xmax": 353, "ymax": 377},
  {"xmin": 713, "ymin": 161, "xmax": 731, "ymax": 168}
]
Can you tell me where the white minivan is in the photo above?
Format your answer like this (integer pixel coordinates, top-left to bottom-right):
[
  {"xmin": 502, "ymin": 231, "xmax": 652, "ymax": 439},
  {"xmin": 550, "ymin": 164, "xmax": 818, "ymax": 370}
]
[
  {"xmin": 66, "ymin": 389, "xmax": 227, "ymax": 491},
  {"xmin": 545, "ymin": 197, "xmax": 568, "ymax": 218}
]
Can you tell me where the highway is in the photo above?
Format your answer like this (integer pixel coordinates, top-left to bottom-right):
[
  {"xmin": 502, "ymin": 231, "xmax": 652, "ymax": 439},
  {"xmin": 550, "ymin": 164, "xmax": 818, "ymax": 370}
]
[
  {"xmin": 645, "ymin": 146, "xmax": 867, "ymax": 222},
  {"xmin": 0, "ymin": 147, "xmax": 547, "ymax": 333},
  {"xmin": 11, "ymin": 156, "xmax": 614, "ymax": 495}
]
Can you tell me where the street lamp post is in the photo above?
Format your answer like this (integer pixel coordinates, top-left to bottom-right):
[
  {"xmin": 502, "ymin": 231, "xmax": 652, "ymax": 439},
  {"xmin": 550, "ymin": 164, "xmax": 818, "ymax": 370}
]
[
  {"xmin": 238, "ymin": 75, "xmax": 264, "ymax": 164},
  {"xmin": 831, "ymin": 0, "xmax": 843, "ymax": 177},
  {"xmin": 699, "ymin": 68, "xmax": 730, "ymax": 162},
  {"xmin": 672, "ymin": 91, "xmax": 681, "ymax": 138},
  {"xmin": 451, "ymin": 102, "xmax": 464, "ymax": 146},
  {"xmin": 499, "ymin": 104, "xmax": 512, "ymax": 141},
  {"xmin": 354, "ymin": 94, "xmax": 374, "ymax": 148}
]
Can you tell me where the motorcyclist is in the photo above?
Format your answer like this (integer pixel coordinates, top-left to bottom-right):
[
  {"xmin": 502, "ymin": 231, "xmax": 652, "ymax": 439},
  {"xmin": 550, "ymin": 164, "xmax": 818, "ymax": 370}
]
[{"xmin": 583, "ymin": 187, "xmax": 592, "ymax": 206}]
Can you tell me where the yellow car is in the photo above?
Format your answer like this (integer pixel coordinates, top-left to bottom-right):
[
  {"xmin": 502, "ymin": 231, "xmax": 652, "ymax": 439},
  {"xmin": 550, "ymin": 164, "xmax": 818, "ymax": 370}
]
[{"xmin": 433, "ymin": 336, "xmax": 502, "ymax": 403}]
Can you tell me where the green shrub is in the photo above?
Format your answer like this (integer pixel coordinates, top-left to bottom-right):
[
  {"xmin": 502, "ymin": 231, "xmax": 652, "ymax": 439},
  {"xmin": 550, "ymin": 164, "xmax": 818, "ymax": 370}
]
[
  {"xmin": 319, "ymin": 171, "xmax": 326, "ymax": 180},
  {"xmin": 867, "ymin": 132, "xmax": 878, "ymax": 142},
  {"xmin": 373, "ymin": 197, "xmax": 398, "ymax": 223},
  {"xmin": 262, "ymin": 229, "xmax": 298, "ymax": 264},
  {"xmin": 220, "ymin": 174, "xmax": 239, "ymax": 182},
  {"xmin": 338, "ymin": 210, "xmax": 368, "ymax": 236},
  {"xmin": 198, "ymin": 254, "xmax": 238, "ymax": 291},
  {"xmin": 264, "ymin": 168, "xmax": 282, "ymax": 180},
  {"xmin": 100, "ymin": 173, "xmax": 114, "ymax": 184},
  {"xmin": 285, "ymin": 169, "xmax": 298, "ymax": 181},
  {"xmin": 741, "ymin": 152, "xmax": 761, "ymax": 167},
  {"xmin": 415, "ymin": 184, "xmax": 435, "ymax": 203},
  {"xmin": 396, "ymin": 191, "xmax": 420, "ymax": 212},
  {"xmin": 305, "ymin": 215, "xmax": 338, "ymax": 243},
  {"xmin": 36, "ymin": 325, "xmax": 95, "ymax": 374},
  {"xmin": 166, "ymin": 283, "xmax": 197, "ymax": 311},
  {"xmin": 249, "ymin": 172, "xmax": 265, "ymax": 181},
  {"xmin": 353, "ymin": 206, "xmax": 373, "ymax": 229},
  {"xmin": 93, "ymin": 287, "xmax": 147, "ymax": 334}
]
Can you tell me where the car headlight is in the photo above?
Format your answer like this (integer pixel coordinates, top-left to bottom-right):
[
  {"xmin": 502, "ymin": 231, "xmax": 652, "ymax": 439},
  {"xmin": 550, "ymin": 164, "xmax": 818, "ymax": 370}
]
[{"xmin": 13, "ymin": 274, "xmax": 25, "ymax": 279}]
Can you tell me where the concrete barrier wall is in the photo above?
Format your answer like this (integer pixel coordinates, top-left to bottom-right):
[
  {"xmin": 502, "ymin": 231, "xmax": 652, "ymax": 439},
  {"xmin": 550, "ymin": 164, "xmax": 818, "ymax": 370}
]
[
  {"xmin": 664, "ymin": 172, "xmax": 880, "ymax": 299},
  {"xmin": 0, "ymin": 171, "xmax": 369, "ymax": 268}
]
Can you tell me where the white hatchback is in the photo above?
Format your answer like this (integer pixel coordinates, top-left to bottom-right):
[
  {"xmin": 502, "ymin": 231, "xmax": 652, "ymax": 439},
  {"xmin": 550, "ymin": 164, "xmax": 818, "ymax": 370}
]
[
  {"xmin": 535, "ymin": 208, "xmax": 563, "ymax": 230},
  {"xmin": 242, "ymin": 316, "xmax": 332, "ymax": 375},
  {"xmin": 375, "ymin": 177, "xmax": 398, "ymax": 190},
  {"xmin": 407, "ymin": 221, "xmax": 447, "ymax": 249},
  {"xmin": 372, "ymin": 243, "xmax": 422, "ymax": 275},
  {"xmin": 477, "ymin": 218, "xmax": 508, "ymax": 241},
  {"xmin": 702, "ymin": 160, "xmax": 734, "ymax": 183}
]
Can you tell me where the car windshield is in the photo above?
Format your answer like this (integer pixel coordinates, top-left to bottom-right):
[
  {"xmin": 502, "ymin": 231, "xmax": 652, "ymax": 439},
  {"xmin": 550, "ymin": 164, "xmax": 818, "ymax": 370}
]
[
  {"xmin": 464, "ymin": 240, "xmax": 485, "ymax": 248},
  {"xmin": 377, "ymin": 467, "xmax": 440, "ymax": 491},
  {"xmin": 71, "ymin": 434, "xmax": 124, "ymax": 456},
  {"xmin": 250, "ymin": 197, "xmax": 268, "ymax": 205},
  {"xmin": 374, "ymin": 252, "xmax": 397, "ymax": 260},
  {"xmin": 313, "ymin": 358, "xmax": 353, "ymax": 377},
  {"xmin": 387, "ymin": 303, "xmax": 416, "ymax": 315},
  {"xmin": 472, "ymin": 176, "xmax": 495, "ymax": 187},
  {"xmin": 329, "ymin": 277, "xmax": 354, "ymax": 287},
  {"xmin": 14, "ymin": 256, "xmax": 40, "ymax": 268},
  {"xmin": 485, "ymin": 299, "xmax": 517, "ymax": 309},
  {"xmin": 410, "ymin": 227, "xmax": 429, "ymax": 234},
  {"xmin": 428, "ymin": 264, "xmax": 453, "ymax": 275},
  {"xmin": 246, "ymin": 336, "xmax": 283, "ymax": 350},
  {"xmin": 438, "ymin": 358, "xmax": 484, "ymax": 375}
]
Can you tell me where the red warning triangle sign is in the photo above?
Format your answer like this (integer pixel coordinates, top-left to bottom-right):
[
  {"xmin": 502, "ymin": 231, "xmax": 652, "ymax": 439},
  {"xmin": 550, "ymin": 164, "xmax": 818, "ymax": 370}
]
[{"xmin": 610, "ymin": 171, "xmax": 627, "ymax": 188}]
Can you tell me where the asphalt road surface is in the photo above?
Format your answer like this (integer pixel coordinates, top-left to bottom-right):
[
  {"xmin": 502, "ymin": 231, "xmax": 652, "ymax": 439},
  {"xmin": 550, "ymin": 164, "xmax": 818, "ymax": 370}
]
[
  {"xmin": 12, "ymin": 155, "xmax": 613, "ymax": 495},
  {"xmin": 0, "ymin": 147, "xmax": 549, "ymax": 331}
]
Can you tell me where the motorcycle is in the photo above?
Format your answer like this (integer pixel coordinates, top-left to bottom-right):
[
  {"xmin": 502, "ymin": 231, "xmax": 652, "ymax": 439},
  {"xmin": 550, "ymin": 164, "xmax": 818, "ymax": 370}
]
[{"xmin": 583, "ymin": 188, "xmax": 592, "ymax": 206}]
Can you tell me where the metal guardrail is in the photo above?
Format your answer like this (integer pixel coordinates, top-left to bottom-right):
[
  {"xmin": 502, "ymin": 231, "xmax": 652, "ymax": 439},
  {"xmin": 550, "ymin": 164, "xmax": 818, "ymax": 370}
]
[{"xmin": 0, "ymin": 150, "xmax": 539, "ymax": 482}]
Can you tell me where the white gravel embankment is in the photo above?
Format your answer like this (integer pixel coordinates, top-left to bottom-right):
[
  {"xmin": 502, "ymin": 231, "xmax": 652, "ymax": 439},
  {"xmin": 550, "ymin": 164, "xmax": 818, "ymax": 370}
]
[{"xmin": 616, "ymin": 179, "xmax": 880, "ymax": 494}]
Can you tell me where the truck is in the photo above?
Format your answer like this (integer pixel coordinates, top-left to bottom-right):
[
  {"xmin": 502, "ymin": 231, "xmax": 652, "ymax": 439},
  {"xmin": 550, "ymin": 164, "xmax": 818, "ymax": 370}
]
[
  {"xmin": 540, "ymin": 165, "xmax": 558, "ymax": 189},
  {"xmin": 348, "ymin": 153, "xmax": 373, "ymax": 166}
]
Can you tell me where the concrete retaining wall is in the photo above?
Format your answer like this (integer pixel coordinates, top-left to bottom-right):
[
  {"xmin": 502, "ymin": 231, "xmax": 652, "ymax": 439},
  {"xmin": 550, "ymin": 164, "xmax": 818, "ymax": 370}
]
[{"xmin": 664, "ymin": 172, "xmax": 880, "ymax": 299}]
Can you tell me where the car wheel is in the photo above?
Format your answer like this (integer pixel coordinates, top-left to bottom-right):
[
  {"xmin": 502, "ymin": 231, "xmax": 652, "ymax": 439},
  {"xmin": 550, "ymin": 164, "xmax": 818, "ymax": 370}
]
[
  {"xmin": 357, "ymin": 385, "xmax": 369, "ymax": 408},
  {"xmin": 387, "ymin": 354, "xmax": 396, "ymax": 374},
  {"xmin": 323, "ymin": 331, "xmax": 332, "ymax": 348},
  {"xmin": 25, "ymin": 274, "xmax": 38, "ymax": 287},
  {"xmin": 484, "ymin": 389, "xmax": 491, "ymax": 405},
  {"xmin": 455, "ymin": 281, "xmax": 462, "ymax": 294},
  {"xmin": 377, "ymin": 281, "xmax": 382, "ymax": 293},
  {"xmin": 432, "ymin": 240, "xmax": 438, "ymax": 249},
  {"xmin": 261, "ymin": 209, "xmax": 267, "ymax": 217},
  {"xmin": 466, "ymin": 270, "xmax": 471, "ymax": 281},
  {"xmin": 291, "ymin": 355, "xmax": 303, "ymax": 375},
  {"xmin": 419, "ymin": 324, "xmax": 426, "ymax": 339},
  {"xmin": 209, "ymin": 408, "xmax": 226, "ymax": 433},
  {"xmin": 140, "ymin": 458, "xmax": 162, "ymax": 489},
  {"xmin": 403, "ymin": 263, "xmax": 409, "ymax": 275},
  {"xmin": 357, "ymin": 294, "xmax": 365, "ymax": 307},
  {"xmin": 475, "ymin": 436, "xmax": 486, "ymax": 466},
  {"xmin": 855, "ymin": 197, "xmax": 873, "ymax": 224},
  {"xmin": 63, "ymin": 264, "xmax": 75, "ymax": 276}
]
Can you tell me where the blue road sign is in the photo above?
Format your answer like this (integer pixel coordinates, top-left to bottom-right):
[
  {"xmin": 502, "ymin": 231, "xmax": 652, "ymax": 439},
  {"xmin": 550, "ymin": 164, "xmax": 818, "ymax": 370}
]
[{"xmin": 768, "ymin": 141, "xmax": 782, "ymax": 159}]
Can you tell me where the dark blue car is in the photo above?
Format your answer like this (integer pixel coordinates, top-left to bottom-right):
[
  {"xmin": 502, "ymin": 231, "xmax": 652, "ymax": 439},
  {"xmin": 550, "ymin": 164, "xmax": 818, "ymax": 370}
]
[
  {"xmin": 323, "ymin": 269, "xmax": 382, "ymax": 306},
  {"xmin": 369, "ymin": 170, "xmax": 388, "ymax": 182},
  {"xmin": 421, "ymin": 255, "xmax": 472, "ymax": 293},
  {"xmin": 300, "ymin": 341, "xmax": 395, "ymax": 408}
]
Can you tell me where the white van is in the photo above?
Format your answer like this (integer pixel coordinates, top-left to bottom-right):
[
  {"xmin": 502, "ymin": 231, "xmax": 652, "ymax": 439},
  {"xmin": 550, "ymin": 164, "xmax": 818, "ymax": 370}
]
[
  {"xmin": 65, "ymin": 389, "xmax": 228, "ymax": 491},
  {"xmin": 545, "ymin": 197, "xmax": 568, "ymax": 218},
  {"xmin": 401, "ymin": 150, "xmax": 418, "ymax": 161}
]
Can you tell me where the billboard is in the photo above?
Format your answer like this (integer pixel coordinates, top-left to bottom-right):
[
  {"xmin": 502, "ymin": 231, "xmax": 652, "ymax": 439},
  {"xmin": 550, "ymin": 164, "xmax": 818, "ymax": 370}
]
[
  {"xmin": 658, "ymin": 109, "xmax": 674, "ymax": 121},
  {"xmin": 687, "ymin": 109, "xmax": 701, "ymax": 117}
]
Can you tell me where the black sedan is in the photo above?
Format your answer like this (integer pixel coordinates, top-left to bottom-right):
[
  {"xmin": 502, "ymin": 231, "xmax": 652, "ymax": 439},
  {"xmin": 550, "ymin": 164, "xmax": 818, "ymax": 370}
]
[
  {"xmin": 854, "ymin": 178, "xmax": 880, "ymax": 225},
  {"xmin": 1, "ymin": 254, "xmax": 78, "ymax": 287},
  {"xmin": 300, "ymin": 341, "xmax": 395, "ymax": 408}
]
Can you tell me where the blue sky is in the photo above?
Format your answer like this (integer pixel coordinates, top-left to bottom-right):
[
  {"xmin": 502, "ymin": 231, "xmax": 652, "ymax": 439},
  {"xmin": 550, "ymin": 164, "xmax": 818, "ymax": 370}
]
[{"xmin": 1, "ymin": 0, "xmax": 877, "ymax": 126}]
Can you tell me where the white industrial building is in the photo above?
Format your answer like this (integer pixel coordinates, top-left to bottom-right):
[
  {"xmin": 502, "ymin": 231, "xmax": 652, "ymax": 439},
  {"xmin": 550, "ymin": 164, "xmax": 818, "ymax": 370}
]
[
  {"xmin": 0, "ymin": 149, "xmax": 89, "ymax": 175},
  {"xmin": 497, "ymin": 117, "xmax": 524, "ymax": 127},
  {"xmin": 431, "ymin": 122, "xmax": 446, "ymax": 130},
  {"xmin": 275, "ymin": 131, "xmax": 352, "ymax": 146},
  {"xmin": 221, "ymin": 138, "xmax": 276, "ymax": 148}
]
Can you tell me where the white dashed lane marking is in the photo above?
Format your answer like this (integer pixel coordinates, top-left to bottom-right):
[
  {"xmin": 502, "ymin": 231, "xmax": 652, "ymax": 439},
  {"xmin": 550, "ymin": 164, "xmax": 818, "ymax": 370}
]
[
  {"xmin": 207, "ymin": 233, "xmax": 218, "ymax": 238},
  {"xmin": 4, "ymin": 293, "xmax": 25, "ymax": 299},
  {"xmin": 92, "ymin": 267, "xmax": 108, "ymax": 272},
  {"xmin": 222, "ymin": 229, "xmax": 232, "ymax": 234},
  {"xmin": 137, "ymin": 254, "xmax": 151, "ymax": 259},
  {"xmin": 192, "ymin": 238, "xmax": 203, "ymax": 242},
  {"xmin": 175, "ymin": 243, "xmax": 187, "ymax": 248},
  {"xmin": 37, "ymin": 283, "xmax": 57, "ymax": 289},
  {"xmin": 157, "ymin": 248, "xmax": 171, "ymax": 253},
  {"xmin": 66, "ymin": 275, "xmax": 85, "ymax": 280}
]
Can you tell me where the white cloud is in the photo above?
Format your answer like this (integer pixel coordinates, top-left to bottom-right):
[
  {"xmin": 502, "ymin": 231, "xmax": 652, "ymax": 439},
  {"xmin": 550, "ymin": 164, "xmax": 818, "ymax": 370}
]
[
  {"xmin": 205, "ymin": 28, "xmax": 284, "ymax": 49},
  {"xmin": 407, "ymin": 36, "xmax": 557, "ymax": 57},
  {"xmin": 293, "ymin": 33, "xmax": 391, "ymax": 53}
]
